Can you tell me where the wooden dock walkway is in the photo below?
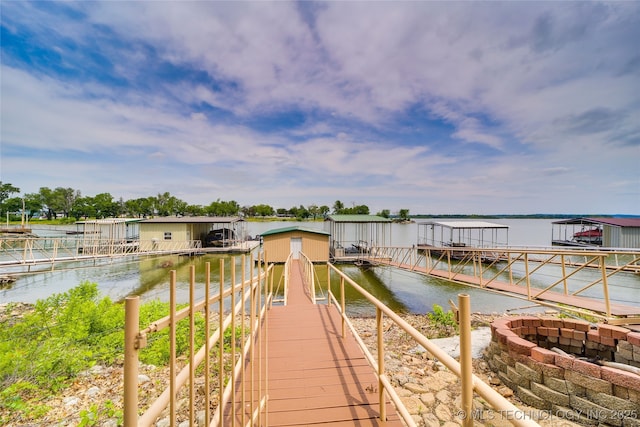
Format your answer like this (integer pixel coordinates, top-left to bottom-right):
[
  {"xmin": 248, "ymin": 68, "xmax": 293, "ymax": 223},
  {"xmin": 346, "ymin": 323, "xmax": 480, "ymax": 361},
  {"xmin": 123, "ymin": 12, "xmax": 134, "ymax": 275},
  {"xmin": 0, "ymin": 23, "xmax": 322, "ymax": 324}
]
[
  {"xmin": 384, "ymin": 260, "xmax": 640, "ymax": 318},
  {"xmin": 227, "ymin": 260, "xmax": 403, "ymax": 426}
]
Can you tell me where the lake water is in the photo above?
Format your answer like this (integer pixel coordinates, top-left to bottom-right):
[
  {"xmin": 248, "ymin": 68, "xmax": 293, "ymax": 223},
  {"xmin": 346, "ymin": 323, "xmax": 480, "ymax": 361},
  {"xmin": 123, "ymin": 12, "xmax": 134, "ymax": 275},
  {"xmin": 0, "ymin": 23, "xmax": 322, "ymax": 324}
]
[{"xmin": 2, "ymin": 219, "xmax": 638, "ymax": 315}]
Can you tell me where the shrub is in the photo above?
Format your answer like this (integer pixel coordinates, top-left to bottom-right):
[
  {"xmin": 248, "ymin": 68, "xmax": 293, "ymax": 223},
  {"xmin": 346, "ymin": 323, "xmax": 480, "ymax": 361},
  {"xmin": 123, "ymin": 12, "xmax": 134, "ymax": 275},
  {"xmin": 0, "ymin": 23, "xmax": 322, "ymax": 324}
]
[{"xmin": 427, "ymin": 304, "xmax": 458, "ymax": 335}]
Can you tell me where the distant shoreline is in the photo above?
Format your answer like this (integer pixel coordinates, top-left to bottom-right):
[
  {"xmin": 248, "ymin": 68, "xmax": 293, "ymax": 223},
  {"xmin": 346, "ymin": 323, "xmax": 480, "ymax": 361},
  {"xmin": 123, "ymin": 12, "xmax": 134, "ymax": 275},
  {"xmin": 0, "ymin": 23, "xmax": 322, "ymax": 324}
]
[{"xmin": 4, "ymin": 213, "xmax": 638, "ymax": 227}]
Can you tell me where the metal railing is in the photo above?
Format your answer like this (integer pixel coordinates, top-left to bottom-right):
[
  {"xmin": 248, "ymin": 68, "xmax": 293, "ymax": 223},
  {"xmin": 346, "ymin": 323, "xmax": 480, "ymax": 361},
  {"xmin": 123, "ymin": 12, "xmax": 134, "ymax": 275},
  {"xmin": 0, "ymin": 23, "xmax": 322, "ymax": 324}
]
[
  {"xmin": 298, "ymin": 252, "xmax": 328, "ymax": 304},
  {"xmin": 366, "ymin": 245, "xmax": 640, "ymax": 324},
  {"xmin": 0, "ymin": 237, "xmax": 202, "ymax": 270},
  {"xmin": 123, "ymin": 253, "xmax": 273, "ymax": 426},
  {"xmin": 326, "ymin": 263, "xmax": 539, "ymax": 427},
  {"xmin": 270, "ymin": 252, "xmax": 292, "ymax": 306}
]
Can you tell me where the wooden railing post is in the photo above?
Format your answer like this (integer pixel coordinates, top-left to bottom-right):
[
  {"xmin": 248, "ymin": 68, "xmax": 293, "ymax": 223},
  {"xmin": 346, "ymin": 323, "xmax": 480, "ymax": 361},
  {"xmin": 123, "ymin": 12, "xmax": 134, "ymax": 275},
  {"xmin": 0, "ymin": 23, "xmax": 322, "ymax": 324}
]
[
  {"xmin": 340, "ymin": 277, "xmax": 346, "ymax": 338},
  {"xmin": 123, "ymin": 296, "xmax": 139, "ymax": 427},
  {"xmin": 601, "ymin": 255, "xmax": 611, "ymax": 318},
  {"xmin": 458, "ymin": 294, "xmax": 473, "ymax": 427},
  {"xmin": 376, "ymin": 307, "xmax": 386, "ymax": 421}
]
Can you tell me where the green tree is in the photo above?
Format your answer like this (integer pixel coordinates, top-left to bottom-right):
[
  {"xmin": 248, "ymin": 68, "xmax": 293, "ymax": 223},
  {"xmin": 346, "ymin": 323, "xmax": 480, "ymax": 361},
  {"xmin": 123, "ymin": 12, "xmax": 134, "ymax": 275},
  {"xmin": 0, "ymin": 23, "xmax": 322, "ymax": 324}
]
[
  {"xmin": 93, "ymin": 193, "xmax": 119, "ymax": 218},
  {"xmin": 38, "ymin": 187, "xmax": 56, "ymax": 219},
  {"xmin": 332, "ymin": 200, "xmax": 344, "ymax": 214},
  {"xmin": 38, "ymin": 187, "xmax": 78, "ymax": 219},
  {"xmin": 307, "ymin": 204, "xmax": 319, "ymax": 219},
  {"xmin": 207, "ymin": 199, "xmax": 240, "ymax": 216},
  {"xmin": 398, "ymin": 209, "xmax": 410, "ymax": 220},
  {"xmin": 124, "ymin": 197, "xmax": 155, "ymax": 218},
  {"xmin": 2, "ymin": 197, "xmax": 23, "ymax": 219},
  {"xmin": 377, "ymin": 209, "xmax": 390, "ymax": 218},
  {"xmin": 70, "ymin": 196, "xmax": 97, "ymax": 220},
  {"xmin": 185, "ymin": 204, "xmax": 205, "ymax": 216},
  {"xmin": 253, "ymin": 204, "xmax": 274, "ymax": 217},
  {"xmin": 23, "ymin": 193, "xmax": 44, "ymax": 219},
  {"xmin": 57, "ymin": 188, "xmax": 80, "ymax": 217},
  {"xmin": 0, "ymin": 182, "xmax": 20, "ymax": 208}
]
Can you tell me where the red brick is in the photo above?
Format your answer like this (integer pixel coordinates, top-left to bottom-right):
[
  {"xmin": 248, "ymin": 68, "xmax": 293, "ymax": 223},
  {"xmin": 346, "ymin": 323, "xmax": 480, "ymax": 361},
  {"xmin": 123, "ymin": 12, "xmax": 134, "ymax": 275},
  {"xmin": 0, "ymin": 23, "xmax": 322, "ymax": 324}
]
[
  {"xmin": 555, "ymin": 353, "xmax": 574, "ymax": 369},
  {"xmin": 496, "ymin": 328, "xmax": 516, "ymax": 345},
  {"xmin": 562, "ymin": 319, "xmax": 576, "ymax": 329},
  {"xmin": 542, "ymin": 318, "xmax": 556, "ymax": 327},
  {"xmin": 561, "ymin": 328, "xmax": 574, "ymax": 338},
  {"xmin": 587, "ymin": 329, "xmax": 600, "ymax": 344},
  {"xmin": 521, "ymin": 316, "xmax": 541, "ymax": 327},
  {"xmin": 599, "ymin": 324, "xmax": 630, "ymax": 340},
  {"xmin": 601, "ymin": 335, "xmax": 616, "ymax": 347},
  {"xmin": 598, "ymin": 323, "xmax": 611, "ymax": 337},
  {"xmin": 491, "ymin": 318, "xmax": 513, "ymax": 331},
  {"xmin": 511, "ymin": 318, "xmax": 523, "ymax": 328},
  {"xmin": 601, "ymin": 366, "xmax": 640, "ymax": 391},
  {"xmin": 572, "ymin": 330, "xmax": 586, "ymax": 341},
  {"xmin": 537, "ymin": 326, "xmax": 550, "ymax": 336},
  {"xmin": 547, "ymin": 327, "xmax": 560, "ymax": 337},
  {"xmin": 507, "ymin": 336, "xmax": 536, "ymax": 356},
  {"xmin": 627, "ymin": 331, "xmax": 640, "ymax": 346},
  {"xmin": 572, "ymin": 358, "xmax": 601, "ymax": 378},
  {"xmin": 531, "ymin": 347, "xmax": 556, "ymax": 364},
  {"xmin": 572, "ymin": 319, "xmax": 591, "ymax": 332}
]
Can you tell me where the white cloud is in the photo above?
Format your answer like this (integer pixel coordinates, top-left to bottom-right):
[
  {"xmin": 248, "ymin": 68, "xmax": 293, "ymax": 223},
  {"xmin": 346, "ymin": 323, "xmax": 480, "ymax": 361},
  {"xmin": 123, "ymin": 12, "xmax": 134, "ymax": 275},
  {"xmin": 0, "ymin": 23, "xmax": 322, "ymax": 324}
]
[{"xmin": 2, "ymin": 1, "xmax": 638, "ymax": 214}]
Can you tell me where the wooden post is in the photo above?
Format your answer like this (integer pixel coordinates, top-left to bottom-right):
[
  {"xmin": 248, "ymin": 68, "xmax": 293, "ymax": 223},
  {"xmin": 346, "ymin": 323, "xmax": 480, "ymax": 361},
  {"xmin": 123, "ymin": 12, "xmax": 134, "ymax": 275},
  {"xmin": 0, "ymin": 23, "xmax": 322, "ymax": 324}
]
[
  {"xmin": 123, "ymin": 296, "xmax": 139, "ymax": 427},
  {"xmin": 376, "ymin": 307, "xmax": 386, "ymax": 421},
  {"xmin": 459, "ymin": 294, "xmax": 473, "ymax": 427}
]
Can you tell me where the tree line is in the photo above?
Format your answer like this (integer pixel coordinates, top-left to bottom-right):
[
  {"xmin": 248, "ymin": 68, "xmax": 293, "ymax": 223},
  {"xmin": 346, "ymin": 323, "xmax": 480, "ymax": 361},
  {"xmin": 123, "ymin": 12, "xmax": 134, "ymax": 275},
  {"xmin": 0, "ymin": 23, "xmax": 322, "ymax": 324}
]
[{"xmin": 0, "ymin": 182, "xmax": 409, "ymax": 221}]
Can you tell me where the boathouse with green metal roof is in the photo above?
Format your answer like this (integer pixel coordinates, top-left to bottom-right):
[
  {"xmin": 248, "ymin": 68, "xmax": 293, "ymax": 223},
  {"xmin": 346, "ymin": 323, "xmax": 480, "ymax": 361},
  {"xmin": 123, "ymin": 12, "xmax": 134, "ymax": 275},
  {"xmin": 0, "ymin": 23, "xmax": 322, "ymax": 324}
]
[{"xmin": 261, "ymin": 226, "xmax": 330, "ymax": 263}]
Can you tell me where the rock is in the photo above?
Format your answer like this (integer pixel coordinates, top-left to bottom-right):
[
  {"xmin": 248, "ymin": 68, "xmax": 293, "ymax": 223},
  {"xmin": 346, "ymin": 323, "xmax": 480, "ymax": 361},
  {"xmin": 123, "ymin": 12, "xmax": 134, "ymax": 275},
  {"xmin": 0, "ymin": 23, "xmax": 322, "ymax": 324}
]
[
  {"xmin": 396, "ymin": 388, "xmax": 413, "ymax": 397},
  {"xmin": 420, "ymin": 392, "xmax": 435, "ymax": 406},
  {"xmin": 498, "ymin": 386, "xmax": 513, "ymax": 398},
  {"xmin": 196, "ymin": 410, "xmax": 205, "ymax": 426},
  {"xmin": 138, "ymin": 374, "xmax": 151, "ymax": 384},
  {"xmin": 102, "ymin": 419, "xmax": 119, "ymax": 427},
  {"xmin": 64, "ymin": 396, "xmax": 80, "ymax": 407},
  {"xmin": 392, "ymin": 373, "xmax": 410, "ymax": 386},
  {"xmin": 404, "ymin": 382, "xmax": 430, "ymax": 394},
  {"xmin": 90, "ymin": 364, "xmax": 105, "ymax": 375},
  {"xmin": 86, "ymin": 386, "xmax": 101, "ymax": 397},
  {"xmin": 436, "ymin": 389, "xmax": 451, "ymax": 404},
  {"xmin": 435, "ymin": 403, "xmax": 453, "ymax": 421},
  {"xmin": 400, "ymin": 395, "xmax": 425, "ymax": 414},
  {"xmin": 422, "ymin": 412, "xmax": 441, "ymax": 427}
]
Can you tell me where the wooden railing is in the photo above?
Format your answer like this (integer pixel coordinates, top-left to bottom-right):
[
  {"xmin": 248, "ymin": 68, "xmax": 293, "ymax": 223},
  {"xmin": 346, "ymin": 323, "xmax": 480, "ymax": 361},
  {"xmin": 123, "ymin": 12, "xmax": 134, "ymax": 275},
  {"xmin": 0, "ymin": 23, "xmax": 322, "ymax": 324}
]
[
  {"xmin": 0, "ymin": 237, "xmax": 202, "ymax": 267},
  {"xmin": 326, "ymin": 263, "xmax": 539, "ymax": 427},
  {"xmin": 366, "ymin": 245, "xmax": 640, "ymax": 323},
  {"xmin": 123, "ymin": 254, "xmax": 272, "ymax": 426}
]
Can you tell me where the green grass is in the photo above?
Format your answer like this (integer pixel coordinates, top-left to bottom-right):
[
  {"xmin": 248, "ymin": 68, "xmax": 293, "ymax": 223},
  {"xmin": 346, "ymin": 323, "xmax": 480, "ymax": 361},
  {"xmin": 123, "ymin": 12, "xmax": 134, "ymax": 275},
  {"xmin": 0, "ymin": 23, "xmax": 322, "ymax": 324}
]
[{"xmin": 0, "ymin": 282, "xmax": 207, "ymax": 423}]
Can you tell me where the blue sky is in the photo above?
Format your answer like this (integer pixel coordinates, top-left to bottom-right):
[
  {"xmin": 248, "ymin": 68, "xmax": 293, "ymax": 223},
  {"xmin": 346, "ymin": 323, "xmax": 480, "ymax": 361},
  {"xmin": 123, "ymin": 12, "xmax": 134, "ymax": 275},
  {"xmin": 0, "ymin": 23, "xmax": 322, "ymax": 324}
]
[{"xmin": 1, "ymin": 1, "xmax": 639, "ymax": 215}]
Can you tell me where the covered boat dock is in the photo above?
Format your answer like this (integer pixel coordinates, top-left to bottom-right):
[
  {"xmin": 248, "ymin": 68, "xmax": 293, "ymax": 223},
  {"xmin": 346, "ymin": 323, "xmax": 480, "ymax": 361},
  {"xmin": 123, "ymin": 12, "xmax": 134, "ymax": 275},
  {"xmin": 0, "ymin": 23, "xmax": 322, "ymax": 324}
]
[
  {"xmin": 417, "ymin": 220, "xmax": 509, "ymax": 249},
  {"xmin": 552, "ymin": 217, "xmax": 640, "ymax": 248},
  {"xmin": 325, "ymin": 215, "xmax": 392, "ymax": 261}
]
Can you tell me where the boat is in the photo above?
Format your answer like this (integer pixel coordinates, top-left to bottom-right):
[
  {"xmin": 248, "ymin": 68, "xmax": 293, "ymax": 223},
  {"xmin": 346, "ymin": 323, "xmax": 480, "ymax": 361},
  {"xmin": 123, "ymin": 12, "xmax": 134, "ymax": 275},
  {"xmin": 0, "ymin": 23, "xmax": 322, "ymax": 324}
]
[{"xmin": 573, "ymin": 227, "xmax": 602, "ymax": 245}]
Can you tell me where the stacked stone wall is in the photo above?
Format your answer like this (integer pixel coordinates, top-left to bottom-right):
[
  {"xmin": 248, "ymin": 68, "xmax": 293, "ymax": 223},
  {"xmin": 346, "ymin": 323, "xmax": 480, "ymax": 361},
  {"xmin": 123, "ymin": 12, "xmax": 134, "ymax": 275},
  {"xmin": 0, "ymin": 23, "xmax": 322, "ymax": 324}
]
[{"xmin": 485, "ymin": 316, "xmax": 640, "ymax": 426}]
